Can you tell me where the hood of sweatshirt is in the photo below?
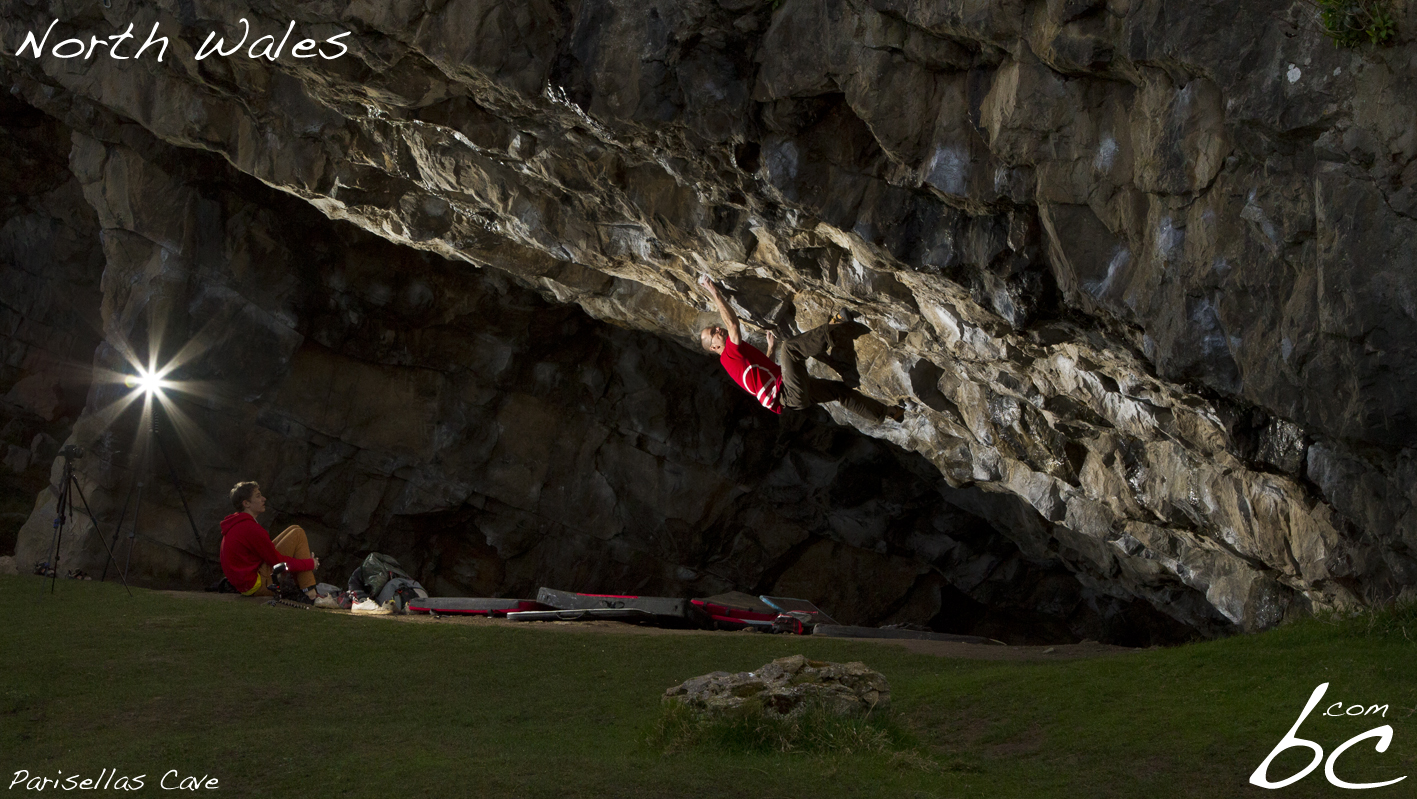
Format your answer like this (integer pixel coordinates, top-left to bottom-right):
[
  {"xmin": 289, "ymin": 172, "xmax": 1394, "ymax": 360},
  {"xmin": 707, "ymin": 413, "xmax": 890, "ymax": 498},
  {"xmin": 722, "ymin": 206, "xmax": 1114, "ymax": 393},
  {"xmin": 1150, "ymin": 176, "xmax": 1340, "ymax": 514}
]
[{"xmin": 220, "ymin": 513, "xmax": 260, "ymax": 536}]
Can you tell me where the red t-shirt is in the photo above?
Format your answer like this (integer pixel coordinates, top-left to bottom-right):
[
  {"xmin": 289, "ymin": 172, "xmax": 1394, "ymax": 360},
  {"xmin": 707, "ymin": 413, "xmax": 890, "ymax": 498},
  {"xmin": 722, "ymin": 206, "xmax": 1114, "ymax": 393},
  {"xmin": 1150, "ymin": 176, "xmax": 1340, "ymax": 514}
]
[
  {"xmin": 219, "ymin": 513, "xmax": 315, "ymax": 594},
  {"xmin": 720, "ymin": 339, "xmax": 781, "ymax": 413}
]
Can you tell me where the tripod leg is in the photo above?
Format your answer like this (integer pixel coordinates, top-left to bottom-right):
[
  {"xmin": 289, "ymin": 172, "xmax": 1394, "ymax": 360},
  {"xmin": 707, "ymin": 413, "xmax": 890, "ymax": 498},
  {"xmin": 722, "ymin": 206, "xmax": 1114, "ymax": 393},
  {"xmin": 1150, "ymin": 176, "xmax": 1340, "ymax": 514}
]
[
  {"xmin": 121, "ymin": 480, "xmax": 142, "ymax": 587},
  {"xmin": 70, "ymin": 474, "xmax": 132, "ymax": 596},
  {"xmin": 46, "ymin": 475, "xmax": 69, "ymax": 594},
  {"xmin": 154, "ymin": 430, "xmax": 207, "ymax": 561},
  {"xmin": 101, "ymin": 474, "xmax": 138, "ymax": 583}
]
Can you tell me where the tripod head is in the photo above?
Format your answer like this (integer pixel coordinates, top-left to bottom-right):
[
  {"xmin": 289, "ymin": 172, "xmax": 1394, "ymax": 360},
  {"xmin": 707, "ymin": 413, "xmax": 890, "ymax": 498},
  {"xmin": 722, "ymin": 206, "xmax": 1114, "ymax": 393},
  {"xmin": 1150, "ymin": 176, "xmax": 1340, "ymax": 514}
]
[
  {"xmin": 54, "ymin": 444, "xmax": 86, "ymax": 499},
  {"xmin": 53, "ymin": 450, "xmax": 79, "ymax": 528}
]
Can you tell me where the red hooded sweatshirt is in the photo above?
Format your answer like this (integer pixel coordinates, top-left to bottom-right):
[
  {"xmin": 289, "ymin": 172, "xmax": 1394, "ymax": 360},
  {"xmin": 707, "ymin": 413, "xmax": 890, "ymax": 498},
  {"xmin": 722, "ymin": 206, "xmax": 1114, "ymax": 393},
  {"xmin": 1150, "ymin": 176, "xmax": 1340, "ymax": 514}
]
[{"xmin": 219, "ymin": 513, "xmax": 315, "ymax": 594}]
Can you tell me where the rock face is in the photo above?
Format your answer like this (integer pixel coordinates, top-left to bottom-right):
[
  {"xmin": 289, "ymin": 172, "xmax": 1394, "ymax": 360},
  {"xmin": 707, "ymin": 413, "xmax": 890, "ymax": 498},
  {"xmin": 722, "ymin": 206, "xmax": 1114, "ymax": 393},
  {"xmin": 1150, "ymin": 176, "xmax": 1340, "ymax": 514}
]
[
  {"xmin": 664, "ymin": 655, "xmax": 890, "ymax": 717},
  {"xmin": 0, "ymin": 93, "xmax": 104, "ymax": 555},
  {"xmin": 0, "ymin": 120, "xmax": 1187, "ymax": 644},
  {"xmin": 2, "ymin": 0, "xmax": 1416, "ymax": 634}
]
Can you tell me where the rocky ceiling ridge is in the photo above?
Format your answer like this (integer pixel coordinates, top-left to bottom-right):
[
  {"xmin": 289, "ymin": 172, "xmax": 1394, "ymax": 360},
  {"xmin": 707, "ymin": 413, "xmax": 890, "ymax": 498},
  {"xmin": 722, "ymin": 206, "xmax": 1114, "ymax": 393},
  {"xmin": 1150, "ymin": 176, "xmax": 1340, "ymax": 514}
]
[{"xmin": 3, "ymin": 0, "xmax": 1415, "ymax": 631}]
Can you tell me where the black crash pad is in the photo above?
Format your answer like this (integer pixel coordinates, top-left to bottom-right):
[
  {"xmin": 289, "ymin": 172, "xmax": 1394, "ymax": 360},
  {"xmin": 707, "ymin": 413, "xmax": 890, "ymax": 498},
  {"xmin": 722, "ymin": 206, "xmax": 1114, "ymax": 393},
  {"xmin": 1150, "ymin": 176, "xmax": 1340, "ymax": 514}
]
[
  {"xmin": 536, "ymin": 587, "xmax": 687, "ymax": 618},
  {"xmin": 507, "ymin": 608, "xmax": 657, "ymax": 622},
  {"xmin": 405, "ymin": 597, "xmax": 544, "ymax": 615},
  {"xmin": 759, "ymin": 595, "xmax": 838, "ymax": 625}
]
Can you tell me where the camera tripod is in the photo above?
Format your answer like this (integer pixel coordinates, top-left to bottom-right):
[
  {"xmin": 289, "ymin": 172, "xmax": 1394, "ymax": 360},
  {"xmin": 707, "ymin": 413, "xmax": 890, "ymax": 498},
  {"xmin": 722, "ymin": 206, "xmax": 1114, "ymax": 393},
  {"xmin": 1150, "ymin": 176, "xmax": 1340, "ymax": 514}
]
[
  {"xmin": 100, "ymin": 414, "xmax": 209, "ymax": 585},
  {"xmin": 44, "ymin": 447, "xmax": 130, "ymax": 596}
]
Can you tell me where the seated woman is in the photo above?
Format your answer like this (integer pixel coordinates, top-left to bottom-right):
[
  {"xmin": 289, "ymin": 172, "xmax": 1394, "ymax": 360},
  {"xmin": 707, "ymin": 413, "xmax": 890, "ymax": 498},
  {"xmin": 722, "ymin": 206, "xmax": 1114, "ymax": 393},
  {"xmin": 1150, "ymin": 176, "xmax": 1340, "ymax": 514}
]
[{"xmin": 219, "ymin": 481, "xmax": 322, "ymax": 603}]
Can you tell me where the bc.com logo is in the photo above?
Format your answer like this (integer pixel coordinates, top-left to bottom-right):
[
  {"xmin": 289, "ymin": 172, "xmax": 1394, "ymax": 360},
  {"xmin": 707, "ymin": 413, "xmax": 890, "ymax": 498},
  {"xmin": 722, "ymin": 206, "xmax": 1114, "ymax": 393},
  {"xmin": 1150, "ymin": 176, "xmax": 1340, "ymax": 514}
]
[{"xmin": 1251, "ymin": 683, "xmax": 1407, "ymax": 790}]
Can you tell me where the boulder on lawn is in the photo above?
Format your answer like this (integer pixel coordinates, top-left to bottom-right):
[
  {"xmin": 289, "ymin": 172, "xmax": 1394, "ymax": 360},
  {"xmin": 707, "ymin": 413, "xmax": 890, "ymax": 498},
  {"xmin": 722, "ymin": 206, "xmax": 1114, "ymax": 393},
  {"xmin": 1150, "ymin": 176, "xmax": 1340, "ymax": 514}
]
[{"xmin": 663, "ymin": 655, "xmax": 890, "ymax": 717}]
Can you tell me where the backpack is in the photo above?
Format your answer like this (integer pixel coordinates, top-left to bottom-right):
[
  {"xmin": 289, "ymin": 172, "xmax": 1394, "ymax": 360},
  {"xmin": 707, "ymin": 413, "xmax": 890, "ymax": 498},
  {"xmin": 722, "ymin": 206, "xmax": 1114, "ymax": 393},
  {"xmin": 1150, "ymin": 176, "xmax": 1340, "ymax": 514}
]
[
  {"xmin": 376, "ymin": 577, "xmax": 428, "ymax": 609},
  {"xmin": 348, "ymin": 552, "xmax": 426, "ymax": 605}
]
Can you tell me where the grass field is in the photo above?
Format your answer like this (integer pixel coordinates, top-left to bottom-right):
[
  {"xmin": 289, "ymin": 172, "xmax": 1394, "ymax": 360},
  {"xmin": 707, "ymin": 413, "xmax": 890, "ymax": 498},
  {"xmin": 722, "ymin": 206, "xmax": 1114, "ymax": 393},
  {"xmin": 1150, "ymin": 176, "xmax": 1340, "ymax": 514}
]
[{"xmin": 1, "ymin": 574, "xmax": 1413, "ymax": 798}]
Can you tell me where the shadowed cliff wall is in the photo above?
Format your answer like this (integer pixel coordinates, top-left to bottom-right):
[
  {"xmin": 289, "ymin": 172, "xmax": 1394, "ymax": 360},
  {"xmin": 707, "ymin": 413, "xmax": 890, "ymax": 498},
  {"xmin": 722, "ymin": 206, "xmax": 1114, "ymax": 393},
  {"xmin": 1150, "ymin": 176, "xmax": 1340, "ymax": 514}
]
[
  {"xmin": 3, "ymin": 0, "xmax": 1415, "ymax": 632},
  {"xmin": 2, "ymin": 113, "xmax": 1194, "ymax": 644}
]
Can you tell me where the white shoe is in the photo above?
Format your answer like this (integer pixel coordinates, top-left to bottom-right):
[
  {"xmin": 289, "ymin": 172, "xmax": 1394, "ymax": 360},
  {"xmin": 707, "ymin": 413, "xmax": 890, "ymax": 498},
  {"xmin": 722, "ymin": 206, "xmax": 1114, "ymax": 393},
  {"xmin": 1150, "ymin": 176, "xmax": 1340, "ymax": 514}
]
[{"xmin": 351, "ymin": 598, "xmax": 391, "ymax": 614}]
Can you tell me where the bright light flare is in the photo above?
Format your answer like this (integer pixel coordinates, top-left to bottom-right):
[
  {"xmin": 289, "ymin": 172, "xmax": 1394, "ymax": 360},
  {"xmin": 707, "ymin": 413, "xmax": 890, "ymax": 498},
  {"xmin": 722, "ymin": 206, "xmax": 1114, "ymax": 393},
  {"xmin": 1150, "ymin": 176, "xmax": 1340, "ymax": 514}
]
[
  {"xmin": 85, "ymin": 321, "xmax": 229, "ymax": 470},
  {"xmin": 123, "ymin": 369, "xmax": 170, "ymax": 397}
]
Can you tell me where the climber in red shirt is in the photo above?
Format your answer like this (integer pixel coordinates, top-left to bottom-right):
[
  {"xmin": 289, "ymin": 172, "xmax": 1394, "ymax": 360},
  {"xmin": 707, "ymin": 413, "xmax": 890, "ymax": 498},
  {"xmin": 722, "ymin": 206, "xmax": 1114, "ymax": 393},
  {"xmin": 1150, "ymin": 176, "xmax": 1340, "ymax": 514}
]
[
  {"xmin": 698, "ymin": 276, "xmax": 901, "ymax": 424},
  {"xmin": 219, "ymin": 481, "xmax": 321, "ymax": 601}
]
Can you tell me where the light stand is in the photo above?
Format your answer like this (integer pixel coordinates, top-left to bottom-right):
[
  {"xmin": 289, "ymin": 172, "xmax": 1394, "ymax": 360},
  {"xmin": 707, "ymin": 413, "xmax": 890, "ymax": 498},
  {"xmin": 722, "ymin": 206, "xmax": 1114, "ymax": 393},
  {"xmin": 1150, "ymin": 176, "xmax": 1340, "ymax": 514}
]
[
  {"xmin": 44, "ymin": 445, "xmax": 131, "ymax": 596},
  {"xmin": 99, "ymin": 399, "xmax": 211, "ymax": 585}
]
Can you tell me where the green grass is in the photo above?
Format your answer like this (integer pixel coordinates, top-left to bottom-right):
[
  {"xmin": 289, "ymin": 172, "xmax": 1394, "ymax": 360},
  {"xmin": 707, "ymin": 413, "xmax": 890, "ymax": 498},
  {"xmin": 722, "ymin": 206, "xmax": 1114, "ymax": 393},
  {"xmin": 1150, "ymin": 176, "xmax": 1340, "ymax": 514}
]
[
  {"xmin": 650, "ymin": 701, "xmax": 914, "ymax": 756},
  {"xmin": 1, "ymin": 575, "xmax": 1414, "ymax": 798}
]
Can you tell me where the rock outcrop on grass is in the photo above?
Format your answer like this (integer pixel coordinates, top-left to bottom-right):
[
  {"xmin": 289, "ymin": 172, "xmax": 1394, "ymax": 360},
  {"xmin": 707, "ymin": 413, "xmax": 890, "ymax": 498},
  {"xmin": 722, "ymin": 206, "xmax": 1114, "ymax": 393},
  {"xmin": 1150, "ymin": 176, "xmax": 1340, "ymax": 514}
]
[
  {"xmin": 2, "ymin": 0, "xmax": 1415, "ymax": 635},
  {"xmin": 665, "ymin": 655, "xmax": 891, "ymax": 717}
]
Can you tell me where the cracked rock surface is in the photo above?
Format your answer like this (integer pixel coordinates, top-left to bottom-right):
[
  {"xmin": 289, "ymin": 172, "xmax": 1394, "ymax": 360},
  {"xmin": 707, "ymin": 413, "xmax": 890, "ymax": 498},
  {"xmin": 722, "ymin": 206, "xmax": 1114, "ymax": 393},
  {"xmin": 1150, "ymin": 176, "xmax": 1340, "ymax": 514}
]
[
  {"xmin": 664, "ymin": 655, "xmax": 891, "ymax": 717},
  {"xmin": 3, "ymin": 0, "xmax": 1417, "ymax": 633},
  {"xmin": 2, "ymin": 114, "xmax": 1194, "ymax": 644}
]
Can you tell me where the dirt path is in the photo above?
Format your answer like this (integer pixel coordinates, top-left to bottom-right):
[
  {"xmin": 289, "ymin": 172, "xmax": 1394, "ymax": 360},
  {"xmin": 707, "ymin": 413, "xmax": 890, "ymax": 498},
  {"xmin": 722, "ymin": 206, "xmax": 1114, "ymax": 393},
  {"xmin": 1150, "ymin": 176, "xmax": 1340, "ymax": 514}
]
[{"xmin": 163, "ymin": 590, "xmax": 1140, "ymax": 661}]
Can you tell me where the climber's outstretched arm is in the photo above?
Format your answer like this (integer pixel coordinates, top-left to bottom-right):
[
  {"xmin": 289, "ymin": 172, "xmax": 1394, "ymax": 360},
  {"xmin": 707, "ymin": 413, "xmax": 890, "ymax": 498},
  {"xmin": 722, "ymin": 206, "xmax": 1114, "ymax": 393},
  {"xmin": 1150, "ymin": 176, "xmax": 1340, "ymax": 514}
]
[{"xmin": 699, "ymin": 276, "xmax": 741, "ymax": 345}]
